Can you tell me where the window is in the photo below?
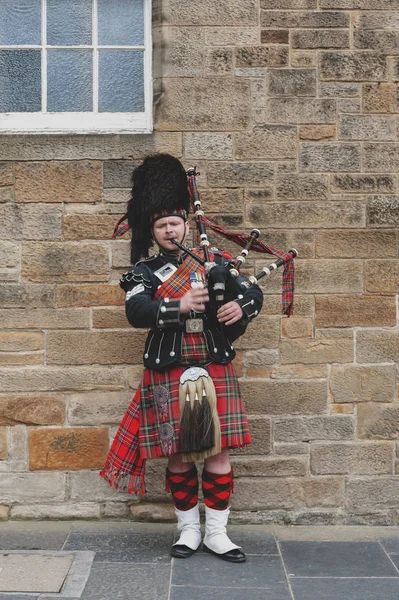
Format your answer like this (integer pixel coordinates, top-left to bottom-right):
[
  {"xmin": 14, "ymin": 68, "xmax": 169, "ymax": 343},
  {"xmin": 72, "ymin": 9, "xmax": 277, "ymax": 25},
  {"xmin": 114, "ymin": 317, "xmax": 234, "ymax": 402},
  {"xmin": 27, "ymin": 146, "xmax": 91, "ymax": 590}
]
[{"xmin": 0, "ymin": 0, "xmax": 152, "ymax": 134}]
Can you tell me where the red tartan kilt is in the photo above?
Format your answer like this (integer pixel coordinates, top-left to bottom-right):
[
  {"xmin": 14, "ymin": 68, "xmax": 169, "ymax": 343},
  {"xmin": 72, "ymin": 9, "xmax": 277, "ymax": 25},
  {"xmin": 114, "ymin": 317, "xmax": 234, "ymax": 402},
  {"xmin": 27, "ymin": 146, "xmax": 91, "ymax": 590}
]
[{"xmin": 139, "ymin": 361, "xmax": 251, "ymax": 459}]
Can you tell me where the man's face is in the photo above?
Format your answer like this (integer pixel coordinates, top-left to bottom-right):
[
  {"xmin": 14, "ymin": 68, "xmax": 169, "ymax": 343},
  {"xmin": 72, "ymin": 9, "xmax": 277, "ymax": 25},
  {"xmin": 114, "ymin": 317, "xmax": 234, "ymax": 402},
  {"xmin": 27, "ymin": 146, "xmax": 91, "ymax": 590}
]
[{"xmin": 152, "ymin": 216, "xmax": 189, "ymax": 252}]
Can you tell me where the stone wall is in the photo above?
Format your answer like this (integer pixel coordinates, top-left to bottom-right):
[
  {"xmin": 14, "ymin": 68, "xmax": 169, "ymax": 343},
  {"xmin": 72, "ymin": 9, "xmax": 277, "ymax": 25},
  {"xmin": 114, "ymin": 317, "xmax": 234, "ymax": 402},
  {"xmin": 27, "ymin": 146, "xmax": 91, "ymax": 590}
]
[{"xmin": 0, "ymin": 0, "xmax": 399, "ymax": 523}]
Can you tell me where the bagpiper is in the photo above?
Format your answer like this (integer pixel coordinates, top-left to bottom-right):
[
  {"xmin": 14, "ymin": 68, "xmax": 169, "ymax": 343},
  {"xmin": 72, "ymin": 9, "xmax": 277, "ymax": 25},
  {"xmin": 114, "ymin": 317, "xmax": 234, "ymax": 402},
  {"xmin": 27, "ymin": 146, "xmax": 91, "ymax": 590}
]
[{"xmin": 101, "ymin": 153, "xmax": 263, "ymax": 563}]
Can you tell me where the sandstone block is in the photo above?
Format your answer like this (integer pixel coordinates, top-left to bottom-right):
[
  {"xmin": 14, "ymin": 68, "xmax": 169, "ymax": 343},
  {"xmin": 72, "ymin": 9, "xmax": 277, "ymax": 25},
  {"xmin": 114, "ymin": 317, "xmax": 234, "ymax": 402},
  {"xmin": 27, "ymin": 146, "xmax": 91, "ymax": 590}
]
[
  {"xmin": 319, "ymin": 51, "xmax": 387, "ymax": 81},
  {"xmin": 247, "ymin": 202, "xmax": 365, "ymax": 229},
  {"xmin": 232, "ymin": 456, "xmax": 307, "ymax": 477},
  {"xmin": 355, "ymin": 11, "xmax": 399, "ymax": 29},
  {"xmin": 368, "ymin": 196, "xmax": 399, "ymax": 227},
  {"xmin": 294, "ymin": 260, "xmax": 363, "ymax": 294},
  {"xmin": 261, "ymin": 0, "xmax": 317, "ymax": 6},
  {"xmin": 354, "ymin": 30, "xmax": 399, "ymax": 54},
  {"xmin": 0, "ymin": 472, "xmax": 65, "ymax": 503},
  {"xmin": 357, "ymin": 330, "xmax": 399, "ymax": 363},
  {"xmin": 0, "ymin": 187, "xmax": 13, "ymax": 203},
  {"xmin": 331, "ymin": 365, "xmax": 396, "ymax": 404},
  {"xmin": 234, "ymin": 126, "xmax": 296, "ymax": 160},
  {"xmin": 0, "ymin": 133, "xmax": 183, "ymax": 162},
  {"xmin": 63, "ymin": 215, "xmax": 120, "ymax": 241},
  {"xmin": 102, "ymin": 502, "xmax": 130, "ymax": 518},
  {"xmin": 47, "ymin": 330, "xmax": 147, "ymax": 365},
  {"xmin": 130, "ymin": 503, "xmax": 175, "ymax": 523},
  {"xmin": 22, "ymin": 242, "xmax": 109, "ymax": 283},
  {"xmin": 293, "ymin": 30, "xmax": 349, "ymax": 49},
  {"xmin": 29, "ymin": 427, "xmax": 109, "ymax": 470},
  {"xmin": 0, "ymin": 241, "xmax": 19, "ymax": 268},
  {"xmin": 157, "ymin": 78, "xmax": 250, "ymax": 131},
  {"xmin": 316, "ymin": 229, "xmax": 397, "ymax": 258},
  {"xmin": 268, "ymin": 98, "xmax": 335, "ymax": 124},
  {"xmin": 274, "ymin": 443, "xmax": 309, "ymax": 455},
  {"xmin": 0, "ymin": 308, "xmax": 89, "ymax": 329},
  {"xmin": 332, "ymin": 174, "xmax": 394, "ymax": 194},
  {"xmin": 346, "ymin": 477, "xmax": 399, "ymax": 510},
  {"xmin": 231, "ymin": 477, "xmax": 342, "ymax": 510},
  {"xmin": 276, "ymin": 174, "xmax": 328, "ymax": 200},
  {"xmin": 208, "ymin": 162, "xmax": 274, "ymax": 187},
  {"xmin": 232, "ymin": 416, "xmax": 272, "ymax": 456},
  {"xmin": 234, "ymin": 317, "xmax": 280, "ymax": 350},
  {"xmin": 319, "ymin": 83, "xmax": 360, "ymax": 97},
  {"xmin": 0, "ymin": 283, "xmax": 55, "ymax": 308},
  {"xmin": 260, "ymin": 10, "xmax": 348, "ymax": 28},
  {"xmin": 281, "ymin": 337, "xmax": 354, "ymax": 364},
  {"xmin": 235, "ymin": 46, "xmax": 288, "ymax": 68},
  {"xmin": 103, "ymin": 159, "xmax": 137, "ymax": 188},
  {"xmin": 92, "ymin": 307, "xmax": 128, "ymax": 329},
  {"xmin": 240, "ymin": 380, "xmax": 328, "ymax": 414},
  {"xmin": 70, "ymin": 470, "xmax": 132, "ymax": 501},
  {"xmin": 244, "ymin": 349, "xmax": 280, "ymax": 369},
  {"xmin": 0, "ymin": 204, "xmax": 62, "ymax": 240},
  {"xmin": 291, "ymin": 51, "xmax": 317, "ymax": 68},
  {"xmin": 0, "ymin": 332, "xmax": 44, "ymax": 352},
  {"xmin": 0, "ymin": 395, "xmax": 65, "ymax": 426},
  {"xmin": 104, "ymin": 240, "xmax": 130, "ymax": 268},
  {"xmin": 164, "ymin": 27, "xmax": 204, "ymax": 77},
  {"xmin": 358, "ymin": 404, "xmax": 399, "ymax": 440},
  {"xmin": 0, "ymin": 429, "xmax": 7, "ymax": 460},
  {"xmin": 14, "ymin": 161, "xmax": 102, "ymax": 203},
  {"xmin": 205, "ymin": 28, "xmax": 259, "ymax": 46},
  {"xmin": 339, "ymin": 115, "xmax": 396, "ymax": 141},
  {"xmin": 56, "ymin": 284, "xmax": 124, "ymax": 308},
  {"xmin": 68, "ymin": 390, "xmax": 132, "ymax": 425},
  {"xmin": 316, "ymin": 294, "xmax": 396, "ymax": 327},
  {"xmin": 266, "ymin": 365, "xmax": 328, "ymax": 379},
  {"xmin": 331, "ymin": 404, "xmax": 353, "ymax": 414},
  {"xmin": 10, "ymin": 502, "xmax": 100, "ymax": 520},
  {"xmin": 337, "ymin": 98, "xmax": 361, "ymax": 113},
  {"xmin": 167, "ymin": 0, "xmax": 257, "ymax": 25},
  {"xmin": 261, "ymin": 30, "xmax": 289, "ymax": 44},
  {"xmin": 0, "ymin": 353, "xmax": 44, "ymax": 366},
  {"xmin": 299, "ymin": 125, "xmax": 336, "ymax": 141},
  {"xmin": 0, "ymin": 365, "xmax": 126, "ymax": 393},
  {"xmin": 200, "ymin": 189, "xmax": 244, "ymax": 214},
  {"xmin": 267, "ymin": 69, "xmax": 316, "ymax": 97},
  {"xmin": 184, "ymin": 133, "xmax": 232, "ymax": 160},
  {"xmin": 362, "ymin": 84, "xmax": 395, "ymax": 113},
  {"xmin": 0, "ymin": 506, "xmax": 8, "ymax": 520},
  {"xmin": 275, "ymin": 416, "xmax": 354, "ymax": 442},
  {"xmin": 365, "ymin": 260, "xmax": 399, "ymax": 293},
  {"xmin": 310, "ymin": 442, "xmax": 393, "ymax": 475},
  {"xmin": 206, "ymin": 48, "xmax": 233, "ymax": 75},
  {"xmin": 300, "ymin": 143, "xmax": 361, "ymax": 172},
  {"xmin": 0, "ymin": 163, "xmax": 13, "ymax": 186},
  {"xmin": 282, "ymin": 318, "xmax": 313, "ymax": 339},
  {"xmin": 364, "ymin": 144, "xmax": 399, "ymax": 172}
]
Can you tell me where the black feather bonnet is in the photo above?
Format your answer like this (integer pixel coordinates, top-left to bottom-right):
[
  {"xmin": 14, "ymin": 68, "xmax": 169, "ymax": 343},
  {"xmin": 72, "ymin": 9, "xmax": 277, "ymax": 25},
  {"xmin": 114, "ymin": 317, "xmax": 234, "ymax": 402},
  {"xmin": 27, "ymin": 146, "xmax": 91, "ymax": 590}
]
[{"xmin": 127, "ymin": 154, "xmax": 190, "ymax": 264}]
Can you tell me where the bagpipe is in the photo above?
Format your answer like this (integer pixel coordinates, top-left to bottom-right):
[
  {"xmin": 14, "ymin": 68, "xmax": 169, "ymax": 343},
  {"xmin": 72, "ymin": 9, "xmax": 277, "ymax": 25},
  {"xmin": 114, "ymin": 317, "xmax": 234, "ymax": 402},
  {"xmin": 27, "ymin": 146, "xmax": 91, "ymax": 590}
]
[{"xmin": 173, "ymin": 167, "xmax": 297, "ymax": 317}]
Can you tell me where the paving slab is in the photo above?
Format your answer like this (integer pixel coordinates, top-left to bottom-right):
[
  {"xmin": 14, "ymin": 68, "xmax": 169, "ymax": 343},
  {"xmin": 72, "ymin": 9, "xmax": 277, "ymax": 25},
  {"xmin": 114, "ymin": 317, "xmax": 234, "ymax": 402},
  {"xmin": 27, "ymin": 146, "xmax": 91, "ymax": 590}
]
[
  {"xmin": 64, "ymin": 530, "xmax": 173, "ymax": 563},
  {"xmin": 228, "ymin": 526, "xmax": 279, "ymax": 554},
  {"xmin": 172, "ymin": 553, "xmax": 288, "ymax": 589},
  {"xmin": 0, "ymin": 554, "xmax": 73, "ymax": 593},
  {"xmin": 0, "ymin": 531, "xmax": 68, "ymax": 551},
  {"xmin": 280, "ymin": 541, "xmax": 398, "ymax": 578},
  {"xmin": 170, "ymin": 584, "xmax": 292, "ymax": 600},
  {"xmin": 80, "ymin": 563, "xmax": 170, "ymax": 600},
  {"xmin": 290, "ymin": 577, "xmax": 399, "ymax": 600}
]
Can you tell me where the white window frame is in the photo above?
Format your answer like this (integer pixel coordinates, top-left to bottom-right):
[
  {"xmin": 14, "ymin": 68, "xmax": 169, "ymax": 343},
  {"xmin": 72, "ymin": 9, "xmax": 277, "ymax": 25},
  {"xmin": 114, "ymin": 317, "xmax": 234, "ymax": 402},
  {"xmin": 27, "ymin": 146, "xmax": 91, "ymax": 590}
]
[{"xmin": 0, "ymin": 0, "xmax": 153, "ymax": 134}]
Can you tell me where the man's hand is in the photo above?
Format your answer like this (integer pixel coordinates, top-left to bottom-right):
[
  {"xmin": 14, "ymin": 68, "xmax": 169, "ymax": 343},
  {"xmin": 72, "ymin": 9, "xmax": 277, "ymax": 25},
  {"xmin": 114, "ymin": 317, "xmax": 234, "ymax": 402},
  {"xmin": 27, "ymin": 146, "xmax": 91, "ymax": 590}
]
[
  {"xmin": 180, "ymin": 288, "xmax": 210, "ymax": 314},
  {"xmin": 217, "ymin": 301, "xmax": 243, "ymax": 326}
]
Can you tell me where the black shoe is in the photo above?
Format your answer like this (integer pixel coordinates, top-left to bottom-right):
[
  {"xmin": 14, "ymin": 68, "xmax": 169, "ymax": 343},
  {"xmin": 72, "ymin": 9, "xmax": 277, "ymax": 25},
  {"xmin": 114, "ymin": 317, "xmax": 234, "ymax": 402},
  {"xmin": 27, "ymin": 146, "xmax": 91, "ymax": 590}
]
[
  {"xmin": 203, "ymin": 543, "xmax": 246, "ymax": 563},
  {"xmin": 171, "ymin": 544, "xmax": 197, "ymax": 558}
]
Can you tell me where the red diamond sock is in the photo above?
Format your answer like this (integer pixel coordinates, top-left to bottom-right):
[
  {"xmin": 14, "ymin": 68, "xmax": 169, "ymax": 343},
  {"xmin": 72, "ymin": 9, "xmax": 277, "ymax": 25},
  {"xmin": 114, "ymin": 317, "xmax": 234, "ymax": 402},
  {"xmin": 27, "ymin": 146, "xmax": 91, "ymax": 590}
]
[
  {"xmin": 166, "ymin": 465, "xmax": 198, "ymax": 511},
  {"xmin": 202, "ymin": 468, "xmax": 233, "ymax": 511}
]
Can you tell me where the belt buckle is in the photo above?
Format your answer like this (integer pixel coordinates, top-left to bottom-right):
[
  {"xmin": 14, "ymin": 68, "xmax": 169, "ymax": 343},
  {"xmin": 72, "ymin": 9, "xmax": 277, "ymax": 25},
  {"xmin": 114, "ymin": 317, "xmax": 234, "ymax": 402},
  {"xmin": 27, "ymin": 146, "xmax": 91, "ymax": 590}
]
[{"xmin": 185, "ymin": 318, "xmax": 204, "ymax": 333}]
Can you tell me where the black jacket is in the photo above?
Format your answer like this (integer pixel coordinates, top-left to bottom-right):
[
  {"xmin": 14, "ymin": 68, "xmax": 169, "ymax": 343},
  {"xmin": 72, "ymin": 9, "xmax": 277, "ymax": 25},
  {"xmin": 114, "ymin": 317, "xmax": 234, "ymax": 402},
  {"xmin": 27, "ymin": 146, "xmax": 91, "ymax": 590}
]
[{"xmin": 120, "ymin": 249, "xmax": 263, "ymax": 371}]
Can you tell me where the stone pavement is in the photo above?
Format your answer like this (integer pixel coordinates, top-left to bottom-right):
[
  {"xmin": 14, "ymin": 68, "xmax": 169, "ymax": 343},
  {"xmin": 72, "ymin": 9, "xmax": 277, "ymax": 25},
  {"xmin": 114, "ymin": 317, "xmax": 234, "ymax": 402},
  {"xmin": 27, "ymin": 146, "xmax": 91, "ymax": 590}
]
[{"xmin": 2, "ymin": 522, "xmax": 399, "ymax": 599}]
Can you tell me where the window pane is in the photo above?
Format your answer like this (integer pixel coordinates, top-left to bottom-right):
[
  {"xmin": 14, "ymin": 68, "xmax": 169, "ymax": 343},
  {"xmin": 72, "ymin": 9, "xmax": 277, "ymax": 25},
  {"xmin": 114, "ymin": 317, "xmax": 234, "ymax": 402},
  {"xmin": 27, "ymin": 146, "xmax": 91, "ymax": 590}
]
[
  {"xmin": 47, "ymin": 50, "xmax": 92, "ymax": 112},
  {"xmin": 0, "ymin": 0, "xmax": 41, "ymax": 45},
  {"xmin": 98, "ymin": 0, "xmax": 144, "ymax": 46},
  {"xmin": 99, "ymin": 50, "xmax": 144, "ymax": 112},
  {"xmin": 0, "ymin": 50, "xmax": 41, "ymax": 112},
  {"xmin": 47, "ymin": 0, "xmax": 92, "ymax": 46}
]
